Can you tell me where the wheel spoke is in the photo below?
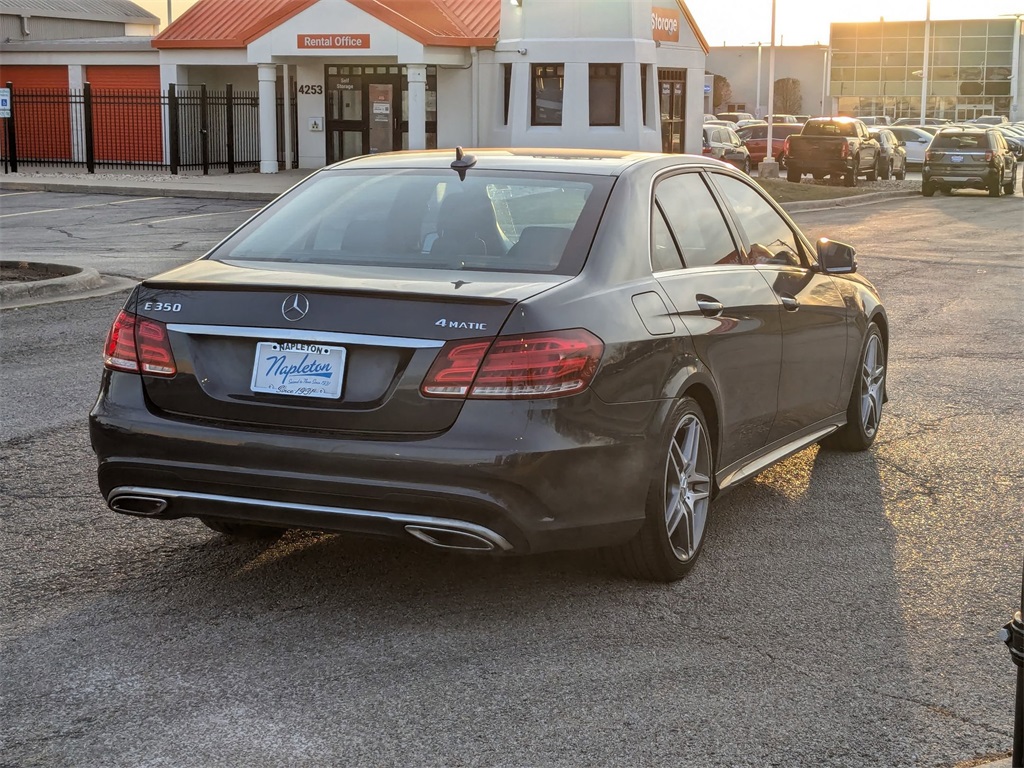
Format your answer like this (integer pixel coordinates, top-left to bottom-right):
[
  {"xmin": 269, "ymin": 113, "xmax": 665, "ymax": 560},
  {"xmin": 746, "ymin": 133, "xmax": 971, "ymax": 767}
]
[
  {"xmin": 666, "ymin": 496, "xmax": 688, "ymax": 538},
  {"xmin": 681, "ymin": 418, "xmax": 700, "ymax": 467}
]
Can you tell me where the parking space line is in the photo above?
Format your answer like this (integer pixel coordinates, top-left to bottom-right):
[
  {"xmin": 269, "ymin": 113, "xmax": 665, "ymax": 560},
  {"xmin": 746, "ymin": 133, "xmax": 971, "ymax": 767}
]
[
  {"xmin": 0, "ymin": 196, "xmax": 167, "ymax": 219},
  {"xmin": 138, "ymin": 208, "xmax": 261, "ymax": 225},
  {"xmin": 0, "ymin": 191, "xmax": 44, "ymax": 198}
]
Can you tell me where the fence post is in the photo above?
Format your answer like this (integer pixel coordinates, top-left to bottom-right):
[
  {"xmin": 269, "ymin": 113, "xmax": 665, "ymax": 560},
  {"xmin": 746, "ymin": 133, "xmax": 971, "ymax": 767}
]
[
  {"xmin": 200, "ymin": 83, "xmax": 210, "ymax": 175},
  {"xmin": 82, "ymin": 82, "xmax": 95, "ymax": 174},
  {"xmin": 6, "ymin": 81, "xmax": 18, "ymax": 173},
  {"xmin": 168, "ymin": 83, "xmax": 180, "ymax": 175},
  {"xmin": 226, "ymin": 83, "xmax": 235, "ymax": 174}
]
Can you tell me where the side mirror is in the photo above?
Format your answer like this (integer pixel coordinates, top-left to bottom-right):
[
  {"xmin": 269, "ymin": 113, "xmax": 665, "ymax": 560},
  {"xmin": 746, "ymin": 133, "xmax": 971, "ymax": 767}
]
[
  {"xmin": 817, "ymin": 238, "xmax": 857, "ymax": 274},
  {"xmin": 898, "ymin": 140, "xmax": 906, "ymax": 147}
]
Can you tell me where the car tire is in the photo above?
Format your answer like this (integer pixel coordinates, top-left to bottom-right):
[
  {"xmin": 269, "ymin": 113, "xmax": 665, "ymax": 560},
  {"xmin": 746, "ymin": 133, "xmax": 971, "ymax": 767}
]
[
  {"xmin": 881, "ymin": 160, "xmax": 893, "ymax": 180},
  {"xmin": 844, "ymin": 167, "xmax": 857, "ymax": 187},
  {"xmin": 1002, "ymin": 170, "xmax": 1015, "ymax": 195},
  {"xmin": 743, "ymin": 158, "xmax": 751, "ymax": 175},
  {"xmin": 866, "ymin": 161, "xmax": 878, "ymax": 182},
  {"xmin": 895, "ymin": 163, "xmax": 906, "ymax": 180},
  {"xmin": 786, "ymin": 168, "xmax": 800, "ymax": 183},
  {"xmin": 823, "ymin": 323, "xmax": 886, "ymax": 452},
  {"xmin": 606, "ymin": 397, "xmax": 713, "ymax": 582},
  {"xmin": 921, "ymin": 180, "xmax": 936, "ymax": 196},
  {"xmin": 989, "ymin": 174, "xmax": 1002, "ymax": 197},
  {"xmin": 200, "ymin": 517, "xmax": 287, "ymax": 540},
  {"xmin": 812, "ymin": 172, "xmax": 825, "ymax": 180}
]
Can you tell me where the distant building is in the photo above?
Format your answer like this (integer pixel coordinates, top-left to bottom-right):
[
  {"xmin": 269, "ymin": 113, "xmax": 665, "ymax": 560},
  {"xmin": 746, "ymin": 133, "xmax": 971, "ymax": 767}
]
[
  {"xmin": 828, "ymin": 18, "xmax": 1024, "ymax": 122},
  {"xmin": 706, "ymin": 45, "xmax": 829, "ymax": 118}
]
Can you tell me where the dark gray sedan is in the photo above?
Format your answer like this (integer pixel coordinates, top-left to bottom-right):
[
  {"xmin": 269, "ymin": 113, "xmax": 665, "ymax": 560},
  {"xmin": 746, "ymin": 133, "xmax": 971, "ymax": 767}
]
[{"xmin": 90, "ymin": 149, "xmax": 889, "ymax": 581}]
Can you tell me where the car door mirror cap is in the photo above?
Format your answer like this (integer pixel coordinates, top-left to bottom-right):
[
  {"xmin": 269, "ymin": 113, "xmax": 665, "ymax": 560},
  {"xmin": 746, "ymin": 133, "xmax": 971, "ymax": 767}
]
[{"xmin": 817, "ymin": 238, "xmax": 857, "ymax": 274}]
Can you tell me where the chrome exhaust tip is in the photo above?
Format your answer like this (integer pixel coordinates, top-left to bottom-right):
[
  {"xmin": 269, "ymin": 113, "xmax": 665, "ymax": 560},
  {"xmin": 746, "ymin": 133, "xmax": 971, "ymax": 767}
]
[
  {"xmin": 405, "ymin": 525, "xmax": 497, "ymax": 552},
  {"xmin": 109, "ymin": 494, "xmax": 169, "ymax": 517}
]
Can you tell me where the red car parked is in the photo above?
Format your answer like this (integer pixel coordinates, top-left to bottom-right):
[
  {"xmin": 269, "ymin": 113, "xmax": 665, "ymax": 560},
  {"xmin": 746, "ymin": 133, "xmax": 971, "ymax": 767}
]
[{"xmin": 736, "ymin": 123, "xmax": 804, "ymax": 167}]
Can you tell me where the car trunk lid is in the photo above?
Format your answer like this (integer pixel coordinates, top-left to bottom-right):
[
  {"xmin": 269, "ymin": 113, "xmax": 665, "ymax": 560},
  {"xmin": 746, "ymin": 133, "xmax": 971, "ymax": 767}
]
[{"xmin": 134, "ymin": 259, "xmax": 568, "ymax": 435}]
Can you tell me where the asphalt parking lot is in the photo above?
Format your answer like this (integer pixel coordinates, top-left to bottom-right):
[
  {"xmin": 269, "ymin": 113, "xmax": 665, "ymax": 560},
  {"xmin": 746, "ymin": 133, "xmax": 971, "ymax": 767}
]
[{"xmin": 1, "ymin": 188, "xmax": 1022, "ymax": 767}]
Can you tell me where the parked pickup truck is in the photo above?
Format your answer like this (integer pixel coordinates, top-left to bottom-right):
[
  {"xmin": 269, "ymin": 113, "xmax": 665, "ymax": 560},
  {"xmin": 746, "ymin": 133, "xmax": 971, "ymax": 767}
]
[{"xmin": 782, "ymin": 117, "xmax": 880, "ymax": 186}]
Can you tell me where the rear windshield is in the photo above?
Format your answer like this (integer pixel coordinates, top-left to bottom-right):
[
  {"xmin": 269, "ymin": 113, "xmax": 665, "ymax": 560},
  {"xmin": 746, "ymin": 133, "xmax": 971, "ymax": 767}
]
[
  {"xmin": 802, "ymin": 121, "xmax": 859, "ymax": 137},
  {"xmin": 211, "ymin": 169, "xmax": 614, "ymax": 276},
  {"xmin": 930, "ymin": 132, "xmax": 990, "ymax": 149},
  {"xmin": 738, "ymin": 125, "xmax": 802, "ymax": 140}
]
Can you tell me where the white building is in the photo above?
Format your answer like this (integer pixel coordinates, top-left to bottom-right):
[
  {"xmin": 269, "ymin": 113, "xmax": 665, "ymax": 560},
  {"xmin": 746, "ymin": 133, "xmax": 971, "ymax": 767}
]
[
  {"xmin": 1, "ymin": 0, "xmax": 711, "ymax": 171},
  {"xmin": 705, "ymin": 44, "xmax": 829, "ymax": 118}
]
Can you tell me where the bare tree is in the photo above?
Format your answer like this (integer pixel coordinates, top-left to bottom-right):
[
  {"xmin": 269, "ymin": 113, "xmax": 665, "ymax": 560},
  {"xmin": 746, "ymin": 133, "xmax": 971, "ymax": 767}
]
[
  {"xmin": 774, "ymin": 78, "xmax": 802, "ymax": 114},
  {"xmin": 713, "ymin": 75, "xmax": 733, "ymax": 112}
]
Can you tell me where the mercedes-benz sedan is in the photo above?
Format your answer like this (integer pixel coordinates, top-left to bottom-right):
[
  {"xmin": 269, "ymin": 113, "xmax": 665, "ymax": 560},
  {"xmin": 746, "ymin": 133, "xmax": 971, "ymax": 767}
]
[{"xmin": 90, "ymin": 149, "xmax": 889, "ymax": 581}]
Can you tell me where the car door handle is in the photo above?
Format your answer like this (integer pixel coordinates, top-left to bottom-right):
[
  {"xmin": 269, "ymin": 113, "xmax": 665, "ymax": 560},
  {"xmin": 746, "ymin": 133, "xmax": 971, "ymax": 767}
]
[
  {"xmin": 696, "ymin": 296, "xmax": 724, "ymax": 317},
  {"xmin": 779, "ymin": 294, "xmax": 800, "ymax": 311}
]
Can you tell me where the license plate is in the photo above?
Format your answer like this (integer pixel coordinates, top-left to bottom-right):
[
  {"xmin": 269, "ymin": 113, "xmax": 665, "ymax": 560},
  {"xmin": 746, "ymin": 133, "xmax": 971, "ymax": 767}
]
[
  {"xmin": 250, "ymin": 341, "xmax": 345, "ymax": 399},
  {"xmin": 950, "ymin": 155, "xmax": 964, "ymax": 163}
]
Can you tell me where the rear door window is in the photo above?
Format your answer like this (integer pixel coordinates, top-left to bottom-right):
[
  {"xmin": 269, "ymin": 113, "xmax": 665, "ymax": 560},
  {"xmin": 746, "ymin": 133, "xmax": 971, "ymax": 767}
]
[{"xmin": 654, "ymin": 173, "xmax": 742, "ymax": 268}]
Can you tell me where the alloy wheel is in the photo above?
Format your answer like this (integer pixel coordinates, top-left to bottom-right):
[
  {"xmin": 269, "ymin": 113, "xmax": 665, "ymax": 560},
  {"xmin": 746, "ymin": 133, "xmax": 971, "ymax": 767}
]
[
  {"xmin": 860, "ymin": 333, "xmax": 885, "ymax": 438},
  {"xmin": 664, "ymin": 414, "xmax": 712, "ymax": 562}
]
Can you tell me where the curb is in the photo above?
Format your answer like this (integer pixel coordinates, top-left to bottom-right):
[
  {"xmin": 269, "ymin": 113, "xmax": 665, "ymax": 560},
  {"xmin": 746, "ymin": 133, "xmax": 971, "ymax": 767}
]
[
  {"xmin": 0, "ymin": 179, "xmax": 280, "ymax": 202},
  {"xmin": 0, "ymin": 262, "xmax": 134, "ymax": 310},
  {"xmin": 782, "ymin": 189, "xmax": 921, "ymax": 213}
]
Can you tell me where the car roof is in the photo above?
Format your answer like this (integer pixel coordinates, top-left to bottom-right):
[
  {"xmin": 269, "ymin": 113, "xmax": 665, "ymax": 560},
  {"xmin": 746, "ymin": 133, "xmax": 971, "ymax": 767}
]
[{"xmin": 324, "ymin": 148, "xmax": 713, "ymax": 176}]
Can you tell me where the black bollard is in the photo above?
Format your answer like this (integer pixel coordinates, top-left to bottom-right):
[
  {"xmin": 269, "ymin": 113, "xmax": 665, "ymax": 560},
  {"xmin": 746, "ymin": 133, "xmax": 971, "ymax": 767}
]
[{"xmin": 1000, "ymin": 557, "xmax": 1024, "ymax": 768}]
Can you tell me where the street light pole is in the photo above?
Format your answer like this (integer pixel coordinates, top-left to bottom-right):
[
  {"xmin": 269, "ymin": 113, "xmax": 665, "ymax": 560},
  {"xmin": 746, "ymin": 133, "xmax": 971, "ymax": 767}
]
[
  {"xmin": 766, "ymin": 0, "xmax": 777, "ymax": 162},
  {"xmin": 166, "ymin": 1, "xmax": 173, "ymax": 25},
  {"xmin": 919, "ymin": 0, "xmax": 931, "ymax": 125},
  {"xmin": 756, "ymin": 42, "xmax": 763, "ymax": 118}
]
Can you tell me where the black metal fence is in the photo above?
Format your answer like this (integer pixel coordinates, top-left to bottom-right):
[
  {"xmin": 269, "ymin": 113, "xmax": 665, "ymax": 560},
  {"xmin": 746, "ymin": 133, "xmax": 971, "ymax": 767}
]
[{"xmin": 1, "ymin": 81, "xmax": 297, "ymax": 174}]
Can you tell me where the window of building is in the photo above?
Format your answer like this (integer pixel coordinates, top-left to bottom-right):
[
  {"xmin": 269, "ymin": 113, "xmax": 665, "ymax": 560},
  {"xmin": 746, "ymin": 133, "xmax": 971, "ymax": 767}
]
[
  {"xmin": 532, "ymin": 64, "xmax": 564, "ymax": 126},
  {"xmin": 641, "ymin": 64, "xmax": 649, "ymax": 126},
  {"xmin": 502, "ymin": 64, "xmax": 512, "ymax": 126},
  {"xmin": 589, "ymin": 64, "xmax": 621, "ymax": 126},
  {"xmin": 654, "ymin": 173, "xmax": 742, "ymax": 269}
]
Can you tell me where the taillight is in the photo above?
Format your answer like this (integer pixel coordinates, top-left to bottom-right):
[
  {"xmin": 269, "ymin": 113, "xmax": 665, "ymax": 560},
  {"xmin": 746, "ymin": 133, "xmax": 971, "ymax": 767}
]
[
  {"xmin": 782, "ymin": 136, "xmax": 791, "ymax": 156},
  {"xmin": 840, "ymin": 143, "xmax": 849, "ymax": 159},
  {"xmin": 421, "ymin": 329, "xmax": 604, "ymax": 400},
  {"xmin": 103, "ymin": 310, "xmax": 177, "ymax": 377},
  {"xmin": 984, "ymin": 150, "xmax": 994, "ymax": 162},
  {"xmin": 925, "ymin": 150, "xmax": 935, "ymax": 161}
]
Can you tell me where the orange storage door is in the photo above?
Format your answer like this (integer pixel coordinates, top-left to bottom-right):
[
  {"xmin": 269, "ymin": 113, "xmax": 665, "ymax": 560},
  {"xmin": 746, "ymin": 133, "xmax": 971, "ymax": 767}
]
[
  {"xmin": 85, "ymin": 66, "xmax": 163, "ymax": 164},
  {"xmin": 0, "ymin": 65, "xmax": 72, "ymax": 161}
]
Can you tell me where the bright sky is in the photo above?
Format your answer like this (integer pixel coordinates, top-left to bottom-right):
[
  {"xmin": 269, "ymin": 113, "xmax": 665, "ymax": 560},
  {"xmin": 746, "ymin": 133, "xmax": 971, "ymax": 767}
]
[
  {"xmin": 137, "ymin": 0, "xmax": 1024, "ymax": 44},
  {"xmin": 687, "ymin": 0, "xmax": 1024, "ymax": 47}
]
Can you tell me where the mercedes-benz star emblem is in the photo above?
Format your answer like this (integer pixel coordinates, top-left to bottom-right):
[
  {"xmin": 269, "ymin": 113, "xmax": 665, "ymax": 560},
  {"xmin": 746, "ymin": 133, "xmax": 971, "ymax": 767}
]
[{"xmin": 281, "ymin": 293, "xmax": 309, "ymax": 322}]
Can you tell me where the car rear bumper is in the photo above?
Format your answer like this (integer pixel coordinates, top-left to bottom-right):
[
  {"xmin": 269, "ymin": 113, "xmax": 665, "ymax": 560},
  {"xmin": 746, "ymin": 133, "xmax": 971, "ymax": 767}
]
[
  {"xmin": 90, "ymin": 373, "xmax": 663, "ymax": 554},
  {"xmin": 924, "ymin": 168, "xmax": 998, "ymax": 189}
]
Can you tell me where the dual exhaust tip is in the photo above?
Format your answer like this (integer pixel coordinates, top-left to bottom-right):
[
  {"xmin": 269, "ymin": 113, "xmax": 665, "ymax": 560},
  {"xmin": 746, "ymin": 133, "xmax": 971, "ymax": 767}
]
[{"xmin": 107, "ymin": 493, "xmax": 501, "ymax": 552}]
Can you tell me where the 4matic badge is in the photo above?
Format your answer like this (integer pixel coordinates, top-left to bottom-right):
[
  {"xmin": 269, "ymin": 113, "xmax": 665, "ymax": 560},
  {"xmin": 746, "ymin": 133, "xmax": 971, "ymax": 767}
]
[{"xmin": 435, "ymin": 318, "xmax": 488, "ymax": 330}]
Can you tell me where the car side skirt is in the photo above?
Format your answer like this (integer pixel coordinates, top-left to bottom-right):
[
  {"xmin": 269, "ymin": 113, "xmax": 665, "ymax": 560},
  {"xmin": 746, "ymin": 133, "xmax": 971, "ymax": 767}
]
[{"xmin": 716, "ymin": 413, "xmax": 846, "ymax": 490}]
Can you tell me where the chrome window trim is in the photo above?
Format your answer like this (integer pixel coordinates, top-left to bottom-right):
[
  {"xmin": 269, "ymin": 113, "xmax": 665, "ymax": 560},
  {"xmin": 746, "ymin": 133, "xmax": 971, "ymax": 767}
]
[{"xmin": 166, "ymin": 323, "xmax": 445, "ymax": 349}]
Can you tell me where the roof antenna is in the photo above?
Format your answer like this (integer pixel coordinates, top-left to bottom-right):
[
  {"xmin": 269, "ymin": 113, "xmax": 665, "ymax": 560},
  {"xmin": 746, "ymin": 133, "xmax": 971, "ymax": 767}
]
[{"xmin": 451, "ymin": 146, "xmax": 477, "ymax": 181}]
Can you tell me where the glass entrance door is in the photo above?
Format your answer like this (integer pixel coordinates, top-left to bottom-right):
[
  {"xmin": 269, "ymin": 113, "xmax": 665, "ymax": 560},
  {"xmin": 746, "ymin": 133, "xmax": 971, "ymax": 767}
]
[
  {"xmin": 659, "ymin": 69, "xmax": 686, "ymax": 154},
  {"xmin": 325, "ymin": 65, "xmax": 438, "ymax": 164}
]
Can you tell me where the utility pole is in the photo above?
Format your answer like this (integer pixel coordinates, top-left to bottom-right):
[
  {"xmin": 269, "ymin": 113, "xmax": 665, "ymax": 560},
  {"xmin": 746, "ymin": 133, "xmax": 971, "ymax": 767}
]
[{"xmin": 920, "ymin": 0, "xmax": 930, "ymax": 125}]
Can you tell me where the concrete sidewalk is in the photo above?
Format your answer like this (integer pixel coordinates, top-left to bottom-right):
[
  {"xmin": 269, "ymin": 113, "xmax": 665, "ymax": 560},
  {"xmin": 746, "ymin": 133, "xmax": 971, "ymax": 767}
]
[
  {"xmin": 0, "ymin": 166, "xmax": 922, "ymax": 211},
  {"xmin": 0, "ymin": 168, "xmax": 312, "ymax": 202}
]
